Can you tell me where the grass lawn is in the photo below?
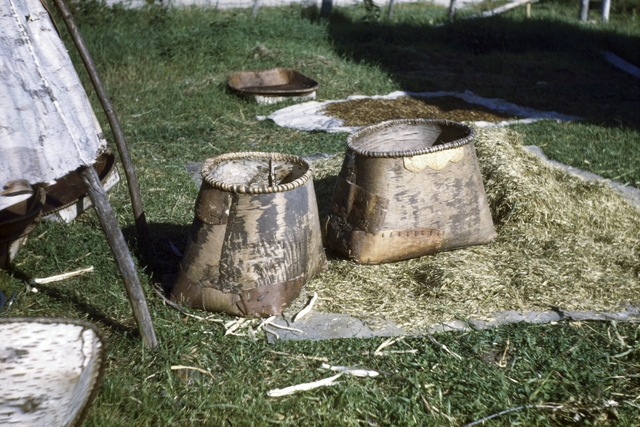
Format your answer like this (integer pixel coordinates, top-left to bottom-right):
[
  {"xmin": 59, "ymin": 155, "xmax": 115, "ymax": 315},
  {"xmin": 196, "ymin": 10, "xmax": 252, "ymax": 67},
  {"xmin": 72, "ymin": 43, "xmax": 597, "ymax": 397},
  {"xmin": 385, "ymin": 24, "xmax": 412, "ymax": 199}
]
[{"xmin": 1, "ymin": 0, "xmax": 639, "ymax": 424}]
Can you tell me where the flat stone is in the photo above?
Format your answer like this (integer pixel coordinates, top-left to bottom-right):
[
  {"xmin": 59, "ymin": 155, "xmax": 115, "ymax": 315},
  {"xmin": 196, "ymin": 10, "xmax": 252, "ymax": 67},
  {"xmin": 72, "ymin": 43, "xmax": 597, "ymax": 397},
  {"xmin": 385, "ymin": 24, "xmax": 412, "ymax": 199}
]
[{"xmin": 265, "ymin": 312, "xmax": 406, "ymax": 343}]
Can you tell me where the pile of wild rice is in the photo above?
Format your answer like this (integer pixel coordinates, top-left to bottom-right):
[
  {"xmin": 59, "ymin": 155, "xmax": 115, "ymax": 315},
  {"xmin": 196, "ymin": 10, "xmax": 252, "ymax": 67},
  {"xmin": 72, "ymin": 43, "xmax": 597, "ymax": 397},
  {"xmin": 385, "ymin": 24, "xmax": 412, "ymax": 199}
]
[
  {"xmin": 323, "ymin": 96, "xmax": 514, "ymax": 125},
  {"xmin": 286, "ymin": 127, "xmax": 640, "ymax": 332}
]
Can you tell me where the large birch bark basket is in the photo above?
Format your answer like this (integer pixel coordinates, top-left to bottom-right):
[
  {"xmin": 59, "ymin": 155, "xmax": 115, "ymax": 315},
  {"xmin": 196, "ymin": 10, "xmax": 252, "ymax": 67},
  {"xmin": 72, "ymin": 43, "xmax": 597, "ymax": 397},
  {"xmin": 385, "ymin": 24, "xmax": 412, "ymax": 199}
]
[
  {"xmin": 324, "ymin": 118, "xmax": 496, "ymax": 264},
  {"xmin": 171, "ymin": 152, "xmax": 327, "ymax": 317},
  {"xmin": 0, "ymin": 317, "xmax": 106, "ymax": 427},
  {"xmin": 0, "ymin": 186, "xmax": 45, "ymax": 269}
]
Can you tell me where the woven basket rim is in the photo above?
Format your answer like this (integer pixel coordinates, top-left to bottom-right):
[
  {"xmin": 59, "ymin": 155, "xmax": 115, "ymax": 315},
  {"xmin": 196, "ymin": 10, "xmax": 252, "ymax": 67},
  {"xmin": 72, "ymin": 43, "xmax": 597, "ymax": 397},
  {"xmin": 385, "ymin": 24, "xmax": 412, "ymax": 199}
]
[
  {"xmin": 347, "ymin": 118, "xmax": 475, "ymax": 158},
  {"xmin": 201, "ymin": 152, "xmax": 312, "ymax": 194}
]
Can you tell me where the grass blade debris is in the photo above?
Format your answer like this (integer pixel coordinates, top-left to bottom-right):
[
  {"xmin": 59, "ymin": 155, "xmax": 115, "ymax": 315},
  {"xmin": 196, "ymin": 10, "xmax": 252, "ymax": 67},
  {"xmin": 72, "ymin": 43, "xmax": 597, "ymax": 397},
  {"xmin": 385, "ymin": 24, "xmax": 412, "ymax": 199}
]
[
  {"xmin": 31, "ymin": 266, "xmax": 94, "ymax": 284},
  {"xmin": 463, "ymin": 404, "xmax": 563, "ymax": 426},
  {"xmin": 170, "ymin": 365, "xmax": 215, "ymax": 380}
]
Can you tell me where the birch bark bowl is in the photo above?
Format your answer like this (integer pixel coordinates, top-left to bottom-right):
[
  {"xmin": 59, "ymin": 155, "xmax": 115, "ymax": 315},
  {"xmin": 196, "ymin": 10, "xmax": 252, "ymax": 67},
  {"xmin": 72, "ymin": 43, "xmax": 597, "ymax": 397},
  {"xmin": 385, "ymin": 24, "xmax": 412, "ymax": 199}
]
[
  {"xmin": 171, "ymin": 152, "xmax": 327, "ymax": 317},
  {"xmin": 227, "ymin": 68, "xmax": 319, "ymax": 105},
  {"xmin": 324, "ymin": 118, "xmax": 496, "ymax": 264},
  {"xmin": 0, "ymin": 318, "xmax": 106, "ymax": 427}
]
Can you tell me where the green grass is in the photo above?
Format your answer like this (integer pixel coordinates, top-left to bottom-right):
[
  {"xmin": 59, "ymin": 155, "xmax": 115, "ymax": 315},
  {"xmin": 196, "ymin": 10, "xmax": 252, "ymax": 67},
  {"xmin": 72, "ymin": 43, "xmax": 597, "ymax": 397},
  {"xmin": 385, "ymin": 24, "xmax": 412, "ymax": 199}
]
[{"xmin": 2, "ymin": 0, "xmax": 640, "ymax": 425}]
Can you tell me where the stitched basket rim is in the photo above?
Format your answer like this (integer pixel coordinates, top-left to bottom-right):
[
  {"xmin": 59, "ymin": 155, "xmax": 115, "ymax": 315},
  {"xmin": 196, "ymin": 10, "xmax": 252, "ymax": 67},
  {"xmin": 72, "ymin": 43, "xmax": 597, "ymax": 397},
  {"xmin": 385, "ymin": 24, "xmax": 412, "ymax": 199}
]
[
  {"xmin": 201, "ymin": 152, "xmax": 312, "ymax": 194},
  {"xmin": 347, "ymin": 118, "xmax": 475, "ymax": 158}
]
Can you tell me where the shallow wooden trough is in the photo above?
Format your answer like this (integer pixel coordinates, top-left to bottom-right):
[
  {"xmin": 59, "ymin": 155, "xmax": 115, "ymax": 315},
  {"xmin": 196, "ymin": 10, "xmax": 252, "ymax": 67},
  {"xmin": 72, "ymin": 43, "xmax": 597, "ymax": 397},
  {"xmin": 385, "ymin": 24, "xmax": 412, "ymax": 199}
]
[{"xmin": 227, "ymin": 68, "xmax": 319, "ymax": 105}]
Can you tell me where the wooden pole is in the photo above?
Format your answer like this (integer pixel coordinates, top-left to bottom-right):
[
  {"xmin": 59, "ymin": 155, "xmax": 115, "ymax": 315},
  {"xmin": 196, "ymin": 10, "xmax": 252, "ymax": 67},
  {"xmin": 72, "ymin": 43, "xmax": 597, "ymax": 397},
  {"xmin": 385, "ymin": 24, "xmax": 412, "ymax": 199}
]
[
  {"xmin": 601, "ymin": 0, "xmax": 610, "ymax": 22},
  {"xmin": 50, "ymin": 0, "xmax": 154, "ymax": 255},
  {"xmin": 579, "ymin": 0, "xmax": 589, "ymax": 21},
  {"xmin": 526, "ymin": 2, "xmax": 531, "ymax": 17},
  {"xmin": 79, "ymin": 166, "xmax": 158, "ymax": 350},
  {"xmin": 448, "ymin": 0, "xmax": 458, "ymax": 21},
  {"xmin": 388, "ymin": 0, "xmax": 395, "ymax": 19}
]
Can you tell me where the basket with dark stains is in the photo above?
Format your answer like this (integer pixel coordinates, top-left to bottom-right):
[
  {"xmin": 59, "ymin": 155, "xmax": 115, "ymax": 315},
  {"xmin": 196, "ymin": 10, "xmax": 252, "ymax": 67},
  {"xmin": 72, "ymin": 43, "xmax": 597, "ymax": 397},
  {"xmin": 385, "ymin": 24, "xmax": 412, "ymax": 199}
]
[
  {"xmin": 171, "ymin": 152, "xmax": 327, "ymax": 317},
  {"xmin": 42, "ymin": 150, "xmax": 120, "ymax": 223},
  {"xmin": 324, "ymin": 118, "xmax": 496, "ymax": 264},
  {"xmin": 227, "ymin": 68, "xmax": 319, "ymax": 105},
  {"xmin": 0, "ymin": 185, "xmax": 45, "ymax": 269}
]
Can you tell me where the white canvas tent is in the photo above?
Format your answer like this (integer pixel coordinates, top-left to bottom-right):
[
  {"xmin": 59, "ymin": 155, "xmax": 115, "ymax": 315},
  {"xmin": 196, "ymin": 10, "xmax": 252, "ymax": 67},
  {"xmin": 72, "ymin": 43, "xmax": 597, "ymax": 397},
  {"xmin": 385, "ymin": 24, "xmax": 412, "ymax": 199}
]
[{"xmin": 1, "ymin": 0, "xmax": 157, "ymax": 349}]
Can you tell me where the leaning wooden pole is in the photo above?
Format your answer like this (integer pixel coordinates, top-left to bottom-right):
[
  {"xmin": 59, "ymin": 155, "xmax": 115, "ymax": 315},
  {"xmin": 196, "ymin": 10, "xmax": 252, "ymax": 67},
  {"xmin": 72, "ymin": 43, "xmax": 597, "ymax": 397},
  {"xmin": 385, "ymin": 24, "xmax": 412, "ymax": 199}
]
[
  {"xmin": 50, "ymin": 0, "xmax": 153, "ymax": 254},
  {"xmin": 79, "ymin": 166, "xmax": 158, "ymax": 350}
]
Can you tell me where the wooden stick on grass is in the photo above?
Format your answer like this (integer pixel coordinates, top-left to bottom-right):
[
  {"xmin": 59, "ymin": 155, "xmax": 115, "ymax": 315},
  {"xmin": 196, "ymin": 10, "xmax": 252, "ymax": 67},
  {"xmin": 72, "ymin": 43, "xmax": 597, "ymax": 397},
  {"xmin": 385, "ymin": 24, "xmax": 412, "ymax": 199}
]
[{"xmin": 31, "ymin": 266, "xmax": 94, "ymax": 284}]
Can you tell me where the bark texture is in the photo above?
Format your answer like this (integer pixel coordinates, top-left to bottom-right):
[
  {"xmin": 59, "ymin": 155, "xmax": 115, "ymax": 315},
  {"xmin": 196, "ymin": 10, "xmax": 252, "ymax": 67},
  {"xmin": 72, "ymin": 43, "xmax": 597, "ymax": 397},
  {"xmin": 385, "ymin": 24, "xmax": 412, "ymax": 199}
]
[
  {"xmin": 324, "ymin": 119, "xmax": 496, "ymax": 264},
  {"xmin": 0, "ymin": 318, "xmax": 106, "ymax": 427},
  {"xmin": 172, "ymin": 153, "xmax": 327, "ymax": 317}
]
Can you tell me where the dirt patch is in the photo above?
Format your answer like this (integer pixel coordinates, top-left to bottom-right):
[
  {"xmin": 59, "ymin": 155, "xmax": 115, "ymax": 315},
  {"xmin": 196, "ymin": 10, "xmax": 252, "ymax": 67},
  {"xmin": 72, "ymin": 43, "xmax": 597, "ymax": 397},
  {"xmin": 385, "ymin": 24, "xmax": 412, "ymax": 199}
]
[{"xmin": 323, "ymin": 96, "xmax": 515, "ymax": 126}]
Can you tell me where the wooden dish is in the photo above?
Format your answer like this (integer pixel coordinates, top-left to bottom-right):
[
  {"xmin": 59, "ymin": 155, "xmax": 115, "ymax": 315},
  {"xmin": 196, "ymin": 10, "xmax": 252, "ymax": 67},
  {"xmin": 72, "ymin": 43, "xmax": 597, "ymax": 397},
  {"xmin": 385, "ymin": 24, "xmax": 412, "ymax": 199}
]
[{"xmin": 227, "ymin": 68, "xmax": 319, "ymax": 104}]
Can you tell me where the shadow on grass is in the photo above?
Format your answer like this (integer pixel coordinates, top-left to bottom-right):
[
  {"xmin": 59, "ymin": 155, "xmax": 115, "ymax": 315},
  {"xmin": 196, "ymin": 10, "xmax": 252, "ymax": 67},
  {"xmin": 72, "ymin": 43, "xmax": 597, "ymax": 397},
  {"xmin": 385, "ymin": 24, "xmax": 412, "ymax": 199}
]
[
  {"xmin": 124, "ymin": 222, "xmax": 190, "ymax": 283},
  {"xmin": 5, "ymin": 264, "xmax": 139, "ymax": 338},
  {"xmin": 325, "ymin": 10, "xmax": 640, "ymax": 130}
]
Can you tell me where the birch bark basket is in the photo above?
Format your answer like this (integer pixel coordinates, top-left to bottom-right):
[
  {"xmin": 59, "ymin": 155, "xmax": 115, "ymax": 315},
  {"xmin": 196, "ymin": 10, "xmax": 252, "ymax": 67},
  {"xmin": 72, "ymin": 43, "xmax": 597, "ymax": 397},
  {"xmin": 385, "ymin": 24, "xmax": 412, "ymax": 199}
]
[
  {"xmin": 324, "ymin": 118, "xmax": 496, "ymax": 264},
  {"xmin": 171, "ymin": 152, "xmax": 327, "ymax": 317}
]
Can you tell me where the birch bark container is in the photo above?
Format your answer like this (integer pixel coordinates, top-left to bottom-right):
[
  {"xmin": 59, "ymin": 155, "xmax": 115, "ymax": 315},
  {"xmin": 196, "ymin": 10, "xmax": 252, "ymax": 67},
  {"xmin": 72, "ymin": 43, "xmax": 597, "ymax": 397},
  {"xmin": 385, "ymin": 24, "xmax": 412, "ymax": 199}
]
[
  {"xmin": 324, "ymin": 118, "xmax": 496, "ymax": 264},
  {"xmin": 0, "ymin": 318, "xmax": 106, "ymax": 427},
  {"xmin": 171, "ymin": 152, "xmax": 327, "ymax": 317}
]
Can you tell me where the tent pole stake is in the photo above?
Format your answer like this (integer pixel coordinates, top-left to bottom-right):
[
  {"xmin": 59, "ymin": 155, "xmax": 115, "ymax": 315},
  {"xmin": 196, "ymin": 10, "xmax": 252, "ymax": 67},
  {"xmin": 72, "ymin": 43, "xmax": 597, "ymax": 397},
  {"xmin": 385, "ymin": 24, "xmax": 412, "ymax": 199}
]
[{"xmin": 79, "ymin": 166, "xmax": 158, "ymax": 350}]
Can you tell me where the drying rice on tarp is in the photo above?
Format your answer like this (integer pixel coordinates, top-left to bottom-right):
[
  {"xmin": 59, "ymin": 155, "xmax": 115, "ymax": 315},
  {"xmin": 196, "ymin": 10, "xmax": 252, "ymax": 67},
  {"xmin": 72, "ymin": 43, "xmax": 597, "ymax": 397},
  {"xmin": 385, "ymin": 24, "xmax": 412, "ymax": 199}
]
[
  {"xmin": 284, "ymin": 127, "xmax": 640, "ymax": 333},
  {"xmin": 323, "ymin": 96, "xmax": 514, "ymax": 125}
]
